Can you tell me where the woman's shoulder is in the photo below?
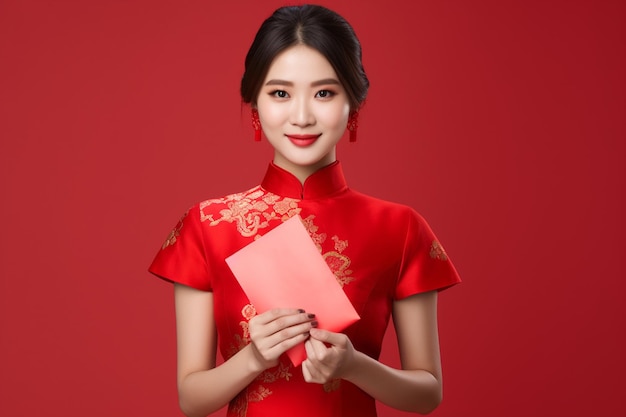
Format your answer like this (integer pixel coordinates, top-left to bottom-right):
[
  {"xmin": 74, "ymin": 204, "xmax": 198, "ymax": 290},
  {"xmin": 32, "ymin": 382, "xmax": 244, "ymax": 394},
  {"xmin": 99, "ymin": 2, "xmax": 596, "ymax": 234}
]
[
  {"xmin": 197, "ymin": 185, "xmax": 264, "ymax": 208},
  {"xmin": 186, "ymin": 184, "xmax": 302, "ymax": 228},
  {"xmin": 184, "ymin": 185, "xmax": 266, "ymax": 216},
  {"xmin": 347, "ymin": 188, "xmax": 419, "ymax": 217}
]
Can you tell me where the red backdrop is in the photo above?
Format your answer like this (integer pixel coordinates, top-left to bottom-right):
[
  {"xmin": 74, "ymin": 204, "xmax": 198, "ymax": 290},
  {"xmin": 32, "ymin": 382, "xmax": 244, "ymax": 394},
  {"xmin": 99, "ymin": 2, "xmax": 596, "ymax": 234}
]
[{"xmin": 1, "ymin": 1, "xmax": 624, "ymax": 416}]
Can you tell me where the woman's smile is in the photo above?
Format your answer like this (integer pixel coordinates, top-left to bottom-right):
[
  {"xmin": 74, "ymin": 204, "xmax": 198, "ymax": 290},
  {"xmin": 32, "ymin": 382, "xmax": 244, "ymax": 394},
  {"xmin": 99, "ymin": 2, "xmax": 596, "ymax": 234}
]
[{"xmin": 285, "ymin": 133, "xmax": 322, "ymax": 147}]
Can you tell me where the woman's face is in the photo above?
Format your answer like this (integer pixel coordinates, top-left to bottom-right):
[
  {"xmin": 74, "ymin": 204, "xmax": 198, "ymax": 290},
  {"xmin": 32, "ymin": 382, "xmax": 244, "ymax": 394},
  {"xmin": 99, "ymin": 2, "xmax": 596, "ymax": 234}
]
[{"xmin": 256, "ymin": 44, "xmax": 350, "ymax": 181}]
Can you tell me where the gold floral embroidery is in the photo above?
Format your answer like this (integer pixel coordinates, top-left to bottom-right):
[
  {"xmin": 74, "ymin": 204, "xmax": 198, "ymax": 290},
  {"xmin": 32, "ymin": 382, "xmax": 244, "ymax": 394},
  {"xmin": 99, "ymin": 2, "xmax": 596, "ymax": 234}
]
[
  {"xmin": 300, "ymin": 215, "xmax": 355, "ymax": 287},
  {"xmin": 225, "ymin": 304, "xmax": 257, "ymax": 361},
  {"xmin": 228, "ymin": 303, "xmax": 292, "ymax": 416},
  {"xmin": 332, "ymin": 235, "xmax": 348, "ymax": 253},
  {"xmin": 300, "ymin": 214, "xmax": 327, "ymax": 250},
  {"xmin": 259, "ymin": 361, "xmax": 292, "ymax": 383},
  {"xmin": 323, "ymin": 252, "xmax": 355, "ymax": 287},
  {"xmin": 201, "ymin": 188, "xmax": 356, "ymax": 288},
  {"xmin": 248, "ymin": 385, "xmax": 272, "ymax": 402},
  {"xmin": 226, "ymin": 334, "xmax": 247, "ymax": 360},
  {"xmin": 230, "ymin": 385, "xmax": 273, "ymax": 417},
  {"xmin": 229, "ymin": 393, "xmax": 248, "ymax": 417},
  {"xmin": 161, "ymin": 211, "xmax": 187, "ymax": 250},
  {"xmin": 199, "ymin": 186, "xmax": 300, "ymax": 239},
  {"xmin": 273, "ymin": 198, "xmax": 296, "ymax": 216},
  {"xmin": 430, "ymin": 240, "xmax": 448, "ymax": 261},
  {"xmin": 241, "ymin": 304, "xmax": 257, "ymax": 320},
  {"xmin": 323, "ymin": 379, "xmax": 341, "ymax": 392}
]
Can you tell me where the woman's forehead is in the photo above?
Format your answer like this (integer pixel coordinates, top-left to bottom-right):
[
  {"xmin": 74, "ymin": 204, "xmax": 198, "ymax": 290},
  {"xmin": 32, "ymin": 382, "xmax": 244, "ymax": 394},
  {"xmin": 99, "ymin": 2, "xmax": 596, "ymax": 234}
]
[{"xmin": 263, "ymin": 45, "xmax": 339, "ymax": 85}]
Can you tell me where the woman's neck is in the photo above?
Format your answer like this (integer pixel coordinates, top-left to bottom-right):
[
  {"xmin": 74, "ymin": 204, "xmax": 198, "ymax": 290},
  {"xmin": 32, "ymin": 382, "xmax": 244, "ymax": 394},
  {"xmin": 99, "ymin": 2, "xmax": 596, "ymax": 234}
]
[{"xmin": 272, "ymin": 152, "xmax": 337, "ymax": 184}]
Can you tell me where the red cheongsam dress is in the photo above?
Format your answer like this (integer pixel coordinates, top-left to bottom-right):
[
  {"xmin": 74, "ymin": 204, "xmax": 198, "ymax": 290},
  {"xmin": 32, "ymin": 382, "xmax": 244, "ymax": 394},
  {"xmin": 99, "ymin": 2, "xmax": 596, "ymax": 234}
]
[{"xmin": 149, "ymin": 161, "xmax": 461, "ymax": 417}]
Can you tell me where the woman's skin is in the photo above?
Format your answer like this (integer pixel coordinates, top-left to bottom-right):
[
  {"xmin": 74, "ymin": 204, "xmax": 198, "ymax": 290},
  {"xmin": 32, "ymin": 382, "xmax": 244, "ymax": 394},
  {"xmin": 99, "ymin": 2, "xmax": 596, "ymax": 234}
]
[
  {"xmin": 255, "ymin": 44, "xmax": 350, "ymax": 183},
  {"xmin": 175, "ymin": 45, "xmax": 442, "ymax": 417}
]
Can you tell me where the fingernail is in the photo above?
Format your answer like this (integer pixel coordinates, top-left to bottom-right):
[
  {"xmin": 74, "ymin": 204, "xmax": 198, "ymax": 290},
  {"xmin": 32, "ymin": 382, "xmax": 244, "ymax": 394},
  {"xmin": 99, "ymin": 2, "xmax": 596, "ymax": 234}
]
[
  {"xmin": 311, "ymin": 320, "xmax": 318, "ymax": 328},
  {"xmin": 297, "ymin": 308, "xmax": 305, "ymax": 313},
  {"xmin": 307, "ymin": 313, "xmax": 316, "ymax": 319}
]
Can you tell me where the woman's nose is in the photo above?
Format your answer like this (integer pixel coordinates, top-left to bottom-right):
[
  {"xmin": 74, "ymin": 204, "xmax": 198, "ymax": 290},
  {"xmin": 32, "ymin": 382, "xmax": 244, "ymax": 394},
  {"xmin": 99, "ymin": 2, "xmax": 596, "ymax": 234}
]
[{"xmin": 289, "ymin": 98, "xmax": 315, "ymax": 127}]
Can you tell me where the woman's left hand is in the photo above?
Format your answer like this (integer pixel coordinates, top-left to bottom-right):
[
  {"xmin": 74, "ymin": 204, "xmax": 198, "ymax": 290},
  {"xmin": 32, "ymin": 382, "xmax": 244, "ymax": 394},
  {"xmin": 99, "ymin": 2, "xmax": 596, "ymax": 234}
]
[{"xmin": 302, "ymin": 328, "xmax": 356, "ymax": 384}]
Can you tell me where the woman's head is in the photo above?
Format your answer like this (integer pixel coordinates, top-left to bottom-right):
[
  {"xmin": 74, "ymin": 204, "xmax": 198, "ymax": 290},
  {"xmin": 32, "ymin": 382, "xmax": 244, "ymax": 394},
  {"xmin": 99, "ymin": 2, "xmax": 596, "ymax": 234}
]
[{"xmin": 241, "ymin": 4, "xmax": 369, "ymax": 111}]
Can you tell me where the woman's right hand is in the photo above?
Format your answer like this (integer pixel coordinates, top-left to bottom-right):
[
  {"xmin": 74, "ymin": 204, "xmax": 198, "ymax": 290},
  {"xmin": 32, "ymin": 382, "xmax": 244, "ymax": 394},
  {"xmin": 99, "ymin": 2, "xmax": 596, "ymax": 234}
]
[{"xmin": 248, "ymin": 308, "xmax": 317, "ymax": 371}]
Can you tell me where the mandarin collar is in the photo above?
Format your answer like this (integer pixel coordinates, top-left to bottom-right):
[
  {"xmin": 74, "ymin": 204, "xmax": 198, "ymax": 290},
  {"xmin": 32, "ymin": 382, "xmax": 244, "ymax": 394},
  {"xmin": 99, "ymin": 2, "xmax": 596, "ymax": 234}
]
[{"xmin": 261, "ymin": 161, "xmax": 348, "ymax": 200}]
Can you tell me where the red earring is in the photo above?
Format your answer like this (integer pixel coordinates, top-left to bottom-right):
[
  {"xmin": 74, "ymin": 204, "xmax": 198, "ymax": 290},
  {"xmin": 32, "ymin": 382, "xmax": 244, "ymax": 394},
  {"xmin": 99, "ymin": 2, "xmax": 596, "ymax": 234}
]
[
  {"xmin": 251, "ymin": 108, "xmax": 261, "ymax": 142},
  {"xmin": 347, "ymin": 111, "xmax": 359, "ymax": 142}
]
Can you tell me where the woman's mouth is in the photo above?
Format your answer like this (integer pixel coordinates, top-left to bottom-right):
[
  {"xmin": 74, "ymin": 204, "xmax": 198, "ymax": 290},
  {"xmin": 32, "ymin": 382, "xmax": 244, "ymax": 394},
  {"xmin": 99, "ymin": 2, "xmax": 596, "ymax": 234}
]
[{"xmin": 286, "ymin": 134, "xmax": 321, "ymax": 147}]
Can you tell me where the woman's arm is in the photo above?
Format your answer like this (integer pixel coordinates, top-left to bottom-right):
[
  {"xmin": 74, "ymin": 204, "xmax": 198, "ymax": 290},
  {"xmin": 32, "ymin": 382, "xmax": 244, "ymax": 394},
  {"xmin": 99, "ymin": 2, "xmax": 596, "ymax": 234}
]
[
  {"xmin": 174, "ymin": 284, "xmax": 315, "ymax": 417},
  {"xmin": 302, "ymin": 291, "xmax": 442, "ymax": 414}
]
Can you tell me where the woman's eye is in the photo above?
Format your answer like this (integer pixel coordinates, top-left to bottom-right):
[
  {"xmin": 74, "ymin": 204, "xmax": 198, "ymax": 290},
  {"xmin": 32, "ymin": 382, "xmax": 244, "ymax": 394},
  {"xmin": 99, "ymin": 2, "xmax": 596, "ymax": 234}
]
[
  {"xmin": 316, "ymin": 90, "xmax": 335, "ymax": 99},
  {"xmin": 270, "ymin": 90, "xmax": 289, "ymax": 98}
]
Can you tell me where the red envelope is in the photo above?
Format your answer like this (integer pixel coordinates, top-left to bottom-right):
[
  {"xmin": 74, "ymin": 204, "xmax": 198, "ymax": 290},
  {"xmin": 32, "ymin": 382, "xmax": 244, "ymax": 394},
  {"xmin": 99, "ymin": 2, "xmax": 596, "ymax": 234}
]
[{"xmin": 225, "ymin": 215, "xmax": 360, "ymax": 366}]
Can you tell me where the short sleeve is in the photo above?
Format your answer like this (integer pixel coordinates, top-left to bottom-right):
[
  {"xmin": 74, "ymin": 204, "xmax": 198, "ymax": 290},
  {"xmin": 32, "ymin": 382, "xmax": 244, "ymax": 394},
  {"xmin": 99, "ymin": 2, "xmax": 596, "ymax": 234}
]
[
  {"xmin": 395, "ymin": 209, "xmax": 461, "ymax": 299},
  {"xmin": 148, "ymin": 205, "xmax": 212, "ymax": 291}
]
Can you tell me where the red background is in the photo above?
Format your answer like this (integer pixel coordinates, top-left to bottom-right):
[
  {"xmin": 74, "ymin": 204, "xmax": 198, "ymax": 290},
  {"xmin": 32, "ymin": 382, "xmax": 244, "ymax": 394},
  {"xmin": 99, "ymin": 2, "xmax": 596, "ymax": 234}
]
[{"xmin": 1, "ymin": 1, "xmax": 624, "ymax": 416}]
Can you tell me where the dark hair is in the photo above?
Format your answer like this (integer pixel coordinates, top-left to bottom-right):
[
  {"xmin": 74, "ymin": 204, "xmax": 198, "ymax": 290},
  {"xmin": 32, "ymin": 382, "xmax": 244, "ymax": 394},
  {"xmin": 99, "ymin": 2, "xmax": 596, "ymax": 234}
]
[{"xmin": 240, "ymin": 4, "xmax": 369, "ymax": 111}]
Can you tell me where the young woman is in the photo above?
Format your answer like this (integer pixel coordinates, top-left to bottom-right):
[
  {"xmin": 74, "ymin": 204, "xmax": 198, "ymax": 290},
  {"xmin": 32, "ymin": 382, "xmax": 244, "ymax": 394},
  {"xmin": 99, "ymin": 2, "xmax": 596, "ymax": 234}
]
[{"xmin": 150, "ymin": 5, "xmax": 460, "ymax": 417}]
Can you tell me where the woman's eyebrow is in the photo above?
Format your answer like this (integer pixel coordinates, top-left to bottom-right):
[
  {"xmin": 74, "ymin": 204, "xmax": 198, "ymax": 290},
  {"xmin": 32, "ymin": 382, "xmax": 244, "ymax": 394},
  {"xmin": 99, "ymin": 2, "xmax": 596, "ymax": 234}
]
[
  {"xmin": 265, "ymin": 79, "xmax": 293, "ymax": 86},
  {"xmin": 311, "ymin": 78, "xmax": 340, "ymax": 87},
  {"xmin": 264, "ymin": 78, "xmax": 340, "ymax": 87}
]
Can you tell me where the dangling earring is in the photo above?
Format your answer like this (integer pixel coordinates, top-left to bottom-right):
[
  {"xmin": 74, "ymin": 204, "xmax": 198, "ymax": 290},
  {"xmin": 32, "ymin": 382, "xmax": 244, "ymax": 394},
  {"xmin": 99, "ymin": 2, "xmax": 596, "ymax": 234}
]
[
  {"xmin": 347, "ymin": 111, "xmax": 359, "ymax": 142},
  {"xmin": 251, "ymin": 108, "xmax": 261, "ymax": 142}
]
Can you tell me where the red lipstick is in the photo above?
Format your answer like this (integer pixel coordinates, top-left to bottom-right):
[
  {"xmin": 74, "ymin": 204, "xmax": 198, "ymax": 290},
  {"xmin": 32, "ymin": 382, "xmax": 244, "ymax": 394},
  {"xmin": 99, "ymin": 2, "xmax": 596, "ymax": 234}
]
[{"xmin": 286, "ymin": 134, "xmax": 320, "ymax": 147}]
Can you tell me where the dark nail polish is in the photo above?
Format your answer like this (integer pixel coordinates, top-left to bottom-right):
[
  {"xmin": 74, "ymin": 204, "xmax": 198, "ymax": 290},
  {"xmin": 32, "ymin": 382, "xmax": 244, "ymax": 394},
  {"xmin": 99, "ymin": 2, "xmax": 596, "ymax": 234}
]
[
  {"xmin": 297, "ymin": 308, "xmax": 305, "ymax": 313},
  {"xmin": 307, "ymin": 313, "xmax": 316, "ymax": 319},
  {"xmin": 311, "ymin": 320, "xmax": 318, "ymax": 328}
]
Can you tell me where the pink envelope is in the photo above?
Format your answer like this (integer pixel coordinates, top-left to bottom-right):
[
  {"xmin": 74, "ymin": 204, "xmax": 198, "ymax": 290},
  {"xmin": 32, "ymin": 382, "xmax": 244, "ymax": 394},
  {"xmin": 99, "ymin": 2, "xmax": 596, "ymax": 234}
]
[{"xmin": 225, "ymin": 215, "xmax": 360, "ymax": 366}]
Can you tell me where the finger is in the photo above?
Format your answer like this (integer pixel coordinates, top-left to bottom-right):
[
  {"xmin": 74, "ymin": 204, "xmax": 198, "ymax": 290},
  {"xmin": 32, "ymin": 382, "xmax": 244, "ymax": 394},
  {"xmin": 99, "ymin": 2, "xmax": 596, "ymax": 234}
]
[
  {"xmin": 267, "ymin": 314, "xmax": 316, "ymax": 339},
  {"xmin": 250, "ymin": 309, "xmax": 314, "ymax": 339},
  {"xmin": 301, "ymin": 358, "xmax": 322, "ymax": 383},
  {"xmin": 306, "ymin": 335, "xmax": 329, "ymax": 360},
  {"xmin": 304, "ymin": 339, "xmax": 317, "ymax": 359},
  {"xmin": 253, "ymin": 308, "xmax": 306, "ymax": 325},
  {"xmin": 301, "ymin": 359, "xmax": 314, "ymax": 382},
  {"xmin": 310, "ymin": 328, "xmax": 346, "ymax": 347},
  {"xmin": 251, "ymin": 330, "xmax": 309, "ymax": 369},
  {"xmin": 265, "ymin": 321, "xmax": 313, "ymax": 350},
  {"xmin": 265, "ymin": 329, "xmax": 310, "ymax": 358}
]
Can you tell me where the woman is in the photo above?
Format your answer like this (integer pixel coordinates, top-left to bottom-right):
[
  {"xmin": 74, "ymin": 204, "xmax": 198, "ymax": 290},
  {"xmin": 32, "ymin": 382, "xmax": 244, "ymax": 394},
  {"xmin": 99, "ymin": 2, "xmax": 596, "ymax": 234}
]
[{"xmin": 150, "ymin": 5, "xmax": 460, "ymax": 417}]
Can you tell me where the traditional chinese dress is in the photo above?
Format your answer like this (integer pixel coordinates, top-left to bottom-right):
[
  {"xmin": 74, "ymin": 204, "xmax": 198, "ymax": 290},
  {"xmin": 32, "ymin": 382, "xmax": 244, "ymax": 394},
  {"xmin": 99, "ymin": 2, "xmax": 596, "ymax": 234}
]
[{"xmin": 149, "ymin": 161, "xmax": 460, "ymax": 417}]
